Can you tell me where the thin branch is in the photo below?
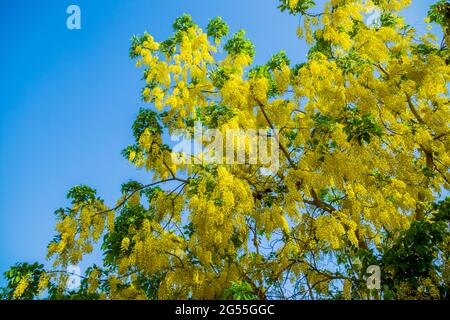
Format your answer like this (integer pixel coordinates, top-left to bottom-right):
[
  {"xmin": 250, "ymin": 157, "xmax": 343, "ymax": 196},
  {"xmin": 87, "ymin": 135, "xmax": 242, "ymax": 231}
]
[
  {"xmin": 256, "ymin": 99, "xmax": 297, "ymax": 169},
  {"xmin": 405, "ymin": 93, "xmax": 425, "ymax": 125},
  {"xmin": 91, "ymin": 178, "xmax": 186, "ymax": 218}
]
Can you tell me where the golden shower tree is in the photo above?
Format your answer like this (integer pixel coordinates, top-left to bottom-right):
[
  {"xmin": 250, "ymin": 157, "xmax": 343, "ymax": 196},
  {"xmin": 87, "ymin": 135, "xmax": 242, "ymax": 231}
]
[{"xmin": 2, "ymin": 0, "xmax": 449, "ymax": 300}]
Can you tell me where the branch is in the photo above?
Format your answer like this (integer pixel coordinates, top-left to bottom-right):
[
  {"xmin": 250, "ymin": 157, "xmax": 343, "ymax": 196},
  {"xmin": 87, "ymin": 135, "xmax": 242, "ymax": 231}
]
[
  {"xmin": 46, "ymin": 269, "xmax": 138, "ymax": 283},
  {"xmin": 256, "ymin": 99, "xmax": 297, "ymax": 169},
  {"xmin": 91, "ymin": 178, "xmax": 187, "ymax": 218},
  {"xmin": 164, "ymin": 251, "xmax": 185, "ymax": 269},
  {"xmin": 405, "ymin": 93, "xmax": 425, "ymax": 125},
  {"xmin": 304, "ymin": 187, "xmax": 337, "ymax": 213}
]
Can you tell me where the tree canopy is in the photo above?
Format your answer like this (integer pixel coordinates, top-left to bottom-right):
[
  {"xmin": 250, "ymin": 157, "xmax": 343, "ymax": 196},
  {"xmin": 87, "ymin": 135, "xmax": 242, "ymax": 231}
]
[{"xmin": 2, "ymin": 0, "xmax": 449, "ymax": 300}]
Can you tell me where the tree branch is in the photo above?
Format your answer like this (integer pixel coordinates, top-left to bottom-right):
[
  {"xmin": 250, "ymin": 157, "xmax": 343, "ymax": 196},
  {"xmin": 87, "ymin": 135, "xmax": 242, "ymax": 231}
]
[{"xmin": 256, "ymin": 99, "xmax": 297, "ymax": 169}]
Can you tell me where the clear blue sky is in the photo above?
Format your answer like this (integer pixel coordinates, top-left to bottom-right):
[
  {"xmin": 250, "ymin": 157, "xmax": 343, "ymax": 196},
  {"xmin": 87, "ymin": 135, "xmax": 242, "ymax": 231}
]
[{"xmin": 0, "ymin": 0, "xmax": 437, "ymax": 284}]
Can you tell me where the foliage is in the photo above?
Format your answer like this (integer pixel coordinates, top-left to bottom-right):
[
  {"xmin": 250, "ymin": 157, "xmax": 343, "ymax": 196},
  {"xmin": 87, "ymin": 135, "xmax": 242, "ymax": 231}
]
[{"xmin": 223, "ymin": 281, "xmax": 258, "ymax": 300}]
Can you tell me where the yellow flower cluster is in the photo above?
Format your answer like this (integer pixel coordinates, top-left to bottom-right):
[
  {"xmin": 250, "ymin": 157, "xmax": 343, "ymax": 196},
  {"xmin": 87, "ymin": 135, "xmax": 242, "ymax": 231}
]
[
  {"xmin": 314, "ymin": 215, "xmax": 346, "ymax": 249},
  {"xmin": 47, "ymin": 200, "xmax": 109, "ymax": 270},
  {"xmin": 188, "ymin": 167, "xmax": 253, "ymax": 265},
  {"xmin": 13, "ymin": 276, "xmax": 30, "ymax": 299}
]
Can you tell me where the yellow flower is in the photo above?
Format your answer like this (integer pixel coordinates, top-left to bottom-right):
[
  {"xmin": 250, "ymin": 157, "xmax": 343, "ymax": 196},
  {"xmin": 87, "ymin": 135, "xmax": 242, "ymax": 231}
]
[
  {"xmin": 13, "ymin": 276, "xmax": 30, "ymax": 299},
  {"xmin": 129, "ymin": 150, "xmax": 136, "ymax": 162},
  {"xmin": 121, "ymin": 237, "xmax": 130, "ymax": 253},
  {"xmin": 37, "ymin": 273, "xmax": 49, "ymax": 293}
]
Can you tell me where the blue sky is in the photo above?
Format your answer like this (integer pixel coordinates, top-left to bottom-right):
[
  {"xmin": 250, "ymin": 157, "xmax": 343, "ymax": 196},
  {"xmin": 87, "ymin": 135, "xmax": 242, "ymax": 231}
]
[{"xmin": 0, "ymin": 0, "xmax": 437, "ymax": 284}]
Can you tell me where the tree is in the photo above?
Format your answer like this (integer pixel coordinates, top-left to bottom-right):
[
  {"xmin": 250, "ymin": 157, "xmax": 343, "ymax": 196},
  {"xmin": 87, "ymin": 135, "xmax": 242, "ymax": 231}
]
[{"xmin": 2, "ymin": 0, "xmax": 449, "ymax": 300}]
